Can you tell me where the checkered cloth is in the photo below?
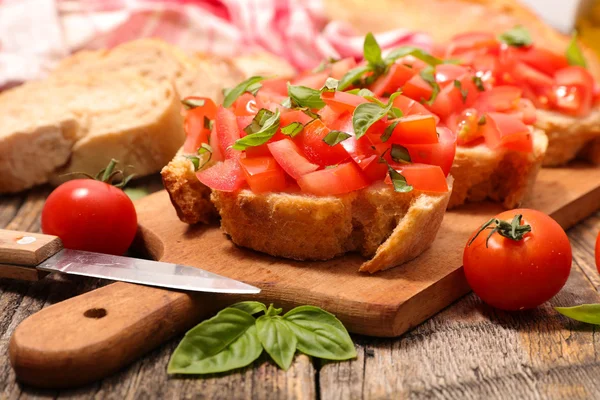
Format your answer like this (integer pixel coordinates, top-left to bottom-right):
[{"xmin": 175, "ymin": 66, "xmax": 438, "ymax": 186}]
[{"xmin": 0, "ymin": 0, "xmax": 432, "ymax": 88}]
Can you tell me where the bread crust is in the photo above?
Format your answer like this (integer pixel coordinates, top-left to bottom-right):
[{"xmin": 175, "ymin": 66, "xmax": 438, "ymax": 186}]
[{"xmin": 211, "ymin": 181, "xmax": 452, "ymax": 273}]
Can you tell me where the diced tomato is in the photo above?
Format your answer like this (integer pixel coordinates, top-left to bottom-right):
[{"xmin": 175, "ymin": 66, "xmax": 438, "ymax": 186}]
[
  {"xmin": 435, "ymin": 64, "xmax": 469, "ymax": 83},
  {"xmin": 255, "ymin": 90, "xmax": 287, "ymax": 106},
  {"xmin": 298, "ymin": 119, "xmax": 350, "ymax": 167},
  {"xmin": 555, "ymin": 66, "xmax": 595, "ymax": 89},
  {"xmin": 233, "ymin": 93, "xmax": 261, "ymax": 116},
  {"xmin": 511, "ymin": 46, "xmax": 568, "ymax": 77},
  {"xmin": 511, "ymin": 62, "xmax": 554, "ymax": 89},
  {"xmin": 292, "ymin": 71, "xmax": 329, "ymax": 89},
  {"xmin": 474, "ymin": 86, "xmax": 522, "ymax": 113},
  {"xmin": 182, "ymin": 97, "xmax": 218, "ymax": 154},
  {"xmin": 427, "ymin": 84, "xmax": 464, "ymax": 120},
  {"xmin": 237, "ymin": 115, "xmax": 255, "ymax": 134},
  {"xmin": 553, "ymin": 66, "xmax": 594, "ymax": 116},
  {"xmin": 216, "ymin": 106, "xmax": 242, "ymax": 159},
  {"xmin": 371, "ymin": 63, "xmax": 415, "ymax": 96},
  {"xmin": 196, "ymin": 159, "xmax": 246, "ymax": 191},
  {"xmin": 297, "ymin": 162, "xmax": 369, "ymax": 196},
  {"xmin": 280, "ymin": 109, "xmax": 313, "ymax": 127},
  {"xmin": 319, "ymin": 106, "xmax": 345, "ymax": 128},
  {"xmin": 267, "ymin": 138, "xmax": 319, "ymax": 179},
  {"xmin": 405, "ymin": 127, "xmax": 456, "ymax": 176},
  {"xmin": 330, "ymin": 57, "xmax": 358, "ymax": 80},
  {"xmin": 239, "ymin": 156, "xmax": 288, "ymax": 193},
  {"xmin": 209, "ymin": 126, "xmax": 224, "ymax": 161},
  {"xmin": 483, "ymin": 112, "xmax": 533, "ymax": 152},
  {"xmin": 402, "ymin": 74, "xmax": 434, "ymax": 102},
  {"xmin": 321, "ymin": 91, "xmax": 368, "ymax": 114},
  {"xmin": 447, "ymin": 108, "xmax": 482, "ymax": 146},
  {"xmin": 396, "ymin": 164, "xmax": 448, "ymax": 192},
  {"xmin": 472, "ymin": 54, "xmax": 500, "ymax": 80},
  {"xmin": 261, "ymin": 78, "xmax": 289, "ymax": 96},
  {"xmin": 388, "ymin": 114, "xmax": 439, "ymax": 145},
  {"xmin": 244, "ymin": 144, "xmax": 272, "ymax": 158},
  {"xmin": 392, "ymin": 94, "xmax": 440, "ymax": 123},
  {"xmin": 361, "ymin": 156, "xmax": 388, "ymax": 182},
  {"xmin": 505, "ymin": 98, "xmax": 537, "ymax": 125},
  {"xmin": 446, "ymin": 32, "xmax": 500, "ymax": 58}
]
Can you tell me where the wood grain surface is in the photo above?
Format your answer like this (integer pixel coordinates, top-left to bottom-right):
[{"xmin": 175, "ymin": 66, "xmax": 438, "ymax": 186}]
[{"xmin": 2, "ymin": 175, "xmax": 600, "ymax": 399}]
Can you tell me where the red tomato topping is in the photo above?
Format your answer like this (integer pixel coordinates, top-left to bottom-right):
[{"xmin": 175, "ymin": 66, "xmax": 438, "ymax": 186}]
[
  {"xmin": 183, "ymin": 97, "xmax": 218, "ymax": 154},
  {"xmin": 239, "ymin": 156, "xmax": 288, "ymax": 193},
  {"xmin": 267, "ymin": 138, "xmax": 319, "ymax": 179},
  {"xmin": 389, "ymin": 115, "xmax": 439, "ymax": 145},
  {"xmin": 371, "ymin": 63, "xmax": 415, "ymax": 96},
  {"xmin": 197, "ymin": 159, "xmax": 246, "ymax": 192},
  {"xmin": 405, "ymin": 127, "xmax": 457, "ymax": 176},
  {"xmin": 399, "ymin": 164, "xmax": 448, "ymax": 192},
  {"xmin": 215, "ymin": 106, "xmax": 242, "ymax": 160},
  {"xmin": 297, "ymin": 162, "xmax": 369, "ymax": 196},
  {"xmin": 298, "ymin": 119, "xmax": 350, "ymax": 167},
  {"xmin": 483, "ymin": 112, "xmax": 533, "ymax": 152},
  {"xmin": 321, "ymin": 91, "xmax": 368, "ymax": 114}
]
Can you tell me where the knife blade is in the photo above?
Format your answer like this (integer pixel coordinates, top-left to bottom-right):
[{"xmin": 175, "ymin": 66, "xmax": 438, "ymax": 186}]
[{"xmin": 0, "ymin": 229, "xmax": 260, "ymax": 294}]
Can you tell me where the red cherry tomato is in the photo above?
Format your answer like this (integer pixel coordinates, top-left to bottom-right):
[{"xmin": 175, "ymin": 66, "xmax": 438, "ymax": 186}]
[
  {"xmin": 463, "ymin": 209, "xmax": 572, "ymax": 311},
  {"xmin": 41, "ymin": 179, "xmax": 137, "ymax": 255}
]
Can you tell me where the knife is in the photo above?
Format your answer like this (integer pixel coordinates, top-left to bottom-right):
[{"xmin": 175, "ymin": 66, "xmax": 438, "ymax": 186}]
[{"xmin": 0, "ymin": 229, "xmax": 260, "ymax": 294}]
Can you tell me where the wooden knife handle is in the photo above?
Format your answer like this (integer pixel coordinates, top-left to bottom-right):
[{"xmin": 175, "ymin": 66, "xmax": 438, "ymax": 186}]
[
  {"xmin": 0, "ymin": 229, "xmax": 63, "ymax": 281},
  {"xmin": 9, "ymin": 281, "xmax": 226, "ymax": 388}
]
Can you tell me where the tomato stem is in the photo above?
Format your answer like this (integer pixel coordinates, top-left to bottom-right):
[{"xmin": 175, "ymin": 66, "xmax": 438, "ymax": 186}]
[{"xmin": 468, "ymin": 214, "xmax": 532, "ymax": 248}]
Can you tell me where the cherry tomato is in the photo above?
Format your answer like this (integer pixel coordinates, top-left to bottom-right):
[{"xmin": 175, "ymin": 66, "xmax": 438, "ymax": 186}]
[
  {"xmin": 463, "ymin": 209, "xmax": 572, "ymax": 310},
  {"xmin": 41, "ymin": 179, "xmax": 137, "ymax": 256}
]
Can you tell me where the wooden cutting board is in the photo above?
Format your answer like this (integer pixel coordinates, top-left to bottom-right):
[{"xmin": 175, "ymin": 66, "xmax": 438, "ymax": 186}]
[{"xmin": 9, "ymin": 164, "xmax": 600, "ymax": 388}]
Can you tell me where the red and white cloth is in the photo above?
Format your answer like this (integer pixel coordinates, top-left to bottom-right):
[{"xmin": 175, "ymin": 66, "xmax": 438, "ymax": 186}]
[{"xmin": 0, "ymin": 0, "xmax": 432, "ymax": 88}]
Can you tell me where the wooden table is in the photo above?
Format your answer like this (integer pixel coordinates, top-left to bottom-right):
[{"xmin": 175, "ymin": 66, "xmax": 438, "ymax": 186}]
[{"xmin": 2, "ymin": 176, "xmax": 600, "ymax": 399}]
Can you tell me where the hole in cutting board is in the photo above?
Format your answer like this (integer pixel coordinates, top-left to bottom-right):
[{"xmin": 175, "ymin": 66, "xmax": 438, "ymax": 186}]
[{"xmin": 84, "ymin": 308, "xmax": 107, "ymax": 319}]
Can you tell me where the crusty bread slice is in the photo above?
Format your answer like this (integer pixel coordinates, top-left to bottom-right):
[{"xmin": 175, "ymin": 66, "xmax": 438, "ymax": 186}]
[
  {"xmin": 0, "ymin": 72, "xmax": 184, "ymax": 193},
  {"xmin": 448, "ymin": 129, "xmax": 547, "ymax": 208}
]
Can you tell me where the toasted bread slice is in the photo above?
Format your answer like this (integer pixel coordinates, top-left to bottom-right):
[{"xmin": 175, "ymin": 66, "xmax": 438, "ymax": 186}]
[{"xmin": 448, "ymin": 128, "xmax": 547, "ymax": 208}]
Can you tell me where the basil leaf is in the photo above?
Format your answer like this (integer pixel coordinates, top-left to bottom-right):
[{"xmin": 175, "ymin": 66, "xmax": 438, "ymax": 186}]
[
  {"xmin": 265, "ymin": 304, "xmax": 283, "ymax": 317},
  {"xmin": 230, "ymin": 301, "xmax": 268, "ymax": 315},
  {"xmin": 256, "ymin": 315, "xmax": 297, "ymax": 370},
  {"xmin": 288, "ymin": 84, "xmax": 326, "ymax": 110},
  {"xmin": 198, "ymin": 143, "xmax": 212, "ymax": 155},
  {"xmin": 364, "ymin": 32, "xmax": 384, "ymax": 67},
  {"xmin": 555, "ymin": 304, "xmax": 600, "ymax": 325},
  {"xmin": 391, "ymin": 144, "xmax": 411, "ymax": 163},
  {"xmin": 478, "ymin": 115, "xmax": 487, "ymax": 125},
  {"xmin": 420, "ymin": 67, "xmax": 440, "ymax": 105},
  {"xmin": 381, "ymin": 120, "xmax": 399, "ymax": 142},
  {"xmin": 498, "ymin": 26, "xmax": 532, "ymax": 48},
  {"xmin": 566, "ymin": 33, "xmax": 587, "ymax": 68},
  {"xmin": 338, "ymin": 65, "xmax": 371, "ymax": 91},
  {"xmin": 223, "ymin": 76, "xmax": 265, "ymax": 108},
  {"xmin": 283, "ymin": 305, "xmax": 356, "ymax": 360},
  {"xmin": 281, "ymin": 97, "xmax": 292, "ymax": 108},
  {"xmin": 234, "ymin": 108, "xmax": 281, "ymax": 150},
  {"xmin": 472, "ymin": 76, "xmax": 485, "ymax": 91},
  {"xmin": 352, "ymin": 92, "xmax": 401, "ymax": 139},
  {"xmin": 384, "ymin": 46, "xmax": 443, "ymax": 66},
  {"xmin": 454, "ymin": 80, "xmax": 468, "ymax": 103},
  {"xmin": 323, "ymin": 130, "xmax": 351, "ymax": 146},
  {"xmin": 322, "ymin": 77, "xmax": 339, "ymax": 91},
  {"xmin": 388, "ymin": 167, "xmax": 413, "ymax": 193},
  {"xmin": 182, "ymin": 98, "xmax": 205, "ymax": 110},
  {"xmin": 281, "ymin": 122, "xmax": 304, "ymax": 137},
  {"xmin": 184, "ymin": 155, "xmax": 200, "ymax": 171},
  {"xmin": 244, "ymin": 109, "xmax": 274, "ymax": 135},
  {"xmin": 167, "ymin": 308, "xmax": 262, "ymax": 374}
]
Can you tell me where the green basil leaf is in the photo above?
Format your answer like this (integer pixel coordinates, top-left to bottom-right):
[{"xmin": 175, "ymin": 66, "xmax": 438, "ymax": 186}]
[
  {"xmin": 256, "ymin": 315, "xmax": 297, "ymax": 370},
  {"xmin": 184, "ymin": 155, "xmax": 200, "ymax": 171},
  {"xmin": 389, "ymin": 106, "xmax": 403, "ymax": 119},
  {"xmin": 472, "ymin": 76, "xmax": 485, "ymax": 91},
  {"xmin": 281, "ymin": 97, "xmax": 292, "ymax": 108},
  {"xmin": 384, "ymin": 46, "xmax": 443, "ymax": 66},
  {"xmin": 198, "ymin": 143, "xmax": 212, "ymax": 155},
  {"xmin": 322, "ymin": 77, "xmax": 339, "ymax": 91},
  {"xmin": 391, "ymin": 144, "xmax": 411, "ymax": 163},
  {"xmin": 478, "ymin": 115, "xmax": 487, "ymax": 125},
  {"xmin": 281, "ymin": 122, "xmax": 304, "ymax": 137},
  {"xmin": 364, "ymin": 32, "xmax": 384, "ymax": 67},
  {"xmin": 352, "ymin": 92, "xmax": 401, "ymax": 139},
  {"xmin": 454, "ymin": 80, "xmax": 468, "ymax": 102},
  {"xmin": 265, "ymin": 304, "xmax": 283, "ymax": 317},
  {"xmin": 182, "ymin": 98, "xmax": 206, "ymax": 110},
  {"xmin": 555, "ymin": 304, "xmax": 600, "ymax": 325},
  {"xmin": 288, "ymin": 84, "xmax": 326, "ymax": 110},
  {"xmin": 357, "ymin": 88, "xmax": 375, "ymax": 97},
  {"xmin": 233, "ymin": 108, "xmax": 281, "ymax": 150},
  {"xmin": 167, "ymin": 308, "xmax": 262, "ymax": 374},
  {"xmin": 381, "ymin": 120, "xmax": 400, "ymax": 142},
  {"xmin": 420, "ymin": 67, "xmax": 440, "ymax": 105},
  {"xmin": 230, "ymin": 301, "xmax": 268, "ymax": 315},
  {"xmin": 388, "ymin": 167, "xmax": 413, "ymax": 193},
  {"xmin": 244, "ymin": 109, "xmax": 274, "ymax": 135},
  {"xmin": 223, "ymin": 76, "xmax": 265, "ymax": 108},
  {"xmin": 338, "ymin": 65, "xmax": 371, "ymax": 91},
  {"xmin": 498, "ymin": 25, "xmax": 532, "ymax": 48},
  {"xmin": 323, "ymin": 130, "xmax": 351, "ymax": 146},
  {"xmin": 283, "ymin": 305, "xmax": 356, "ymax": 360},
  {"xmin": 566, "ymin": 33, "xmax": 587, "ymax": 68}
]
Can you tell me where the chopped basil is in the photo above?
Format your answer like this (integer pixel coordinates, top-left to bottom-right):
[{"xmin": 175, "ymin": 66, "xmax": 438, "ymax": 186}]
[
  {"xmin": 244, "ymin": 109, "xmax": 274, "ymax": 135},
  {"xmin": 473, "ymin": 76, "xmax": 485, "ymax": 91},
  {"xmin": 281, "ymin": 122, "xmax": 304, "ymax": 137},
  {"xmin": 281, "ymin": 97, "xmax": 292, "ymax": 108},
  {"xmin": 185, "ymin": 143, "xmax": 213, "ymax": 171},
  {"xmin": 420, "ymin": 67, "xmax": 440, "ymax": 105},
  {"xmin": 182, "ymin": 98, "xmax": 206, "ymax": 110},
  {"xmin": 388, "ymin": 167, "xmax": 413, "ymax": 193},
  {"xmin": 198, "ymin": 143, "xmax": 212, "ymax": 155},
  {"xmin": 203, "ymin": 116, "xmax": 212, "ymax": 130},
  {"xmin": 223, "ymin": 76, "xmax": 265, "ymax": 108},
  {"xmin": 381, "ymin": 120, "xmax": 400, "ymax": 142},
  {"xmin": 384, "ymin": 46, "xmax": 443, "ymax": 67},
  {"xmin": 454, "ymin": 80, "xmax": 468, "ymax": 103},
  {"xmin": 323, "ymin": 130, "xmax": 351, "ymax": 146},
  {"xmin": 363, "ymin": 32, "xmax": 384, "ymax": 68},
  {"xmin": 322, "ymin": 77, "xmax": 339, "ymax": 91},
  {"xmin": 478, "ymin": 115, "xmax": 487, "ymax": 125},
  {"xmin": 288, "ymin": 84, "xmax": 326, "ymax": 110},
  {"xmin": 390, "ymin": 144, "xmax": 411, "ymax": 163},
  {"xmin": 233, "ymin": 108, "xmax": 281, "ymax": 150},
  {"xmin": 498, "ymin": 26, "xmax": 532, "ymax": 48},
  {"xmin": 566, "ymin": 32, "xmax": 587, "ymax": 68},
  {"xmin": 338, "ymin": 65, "xmax": 371, "ymax": 91},
  {"xmin": 352, "ymin": 92, "xmax": 401, "ymax": 139}
]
